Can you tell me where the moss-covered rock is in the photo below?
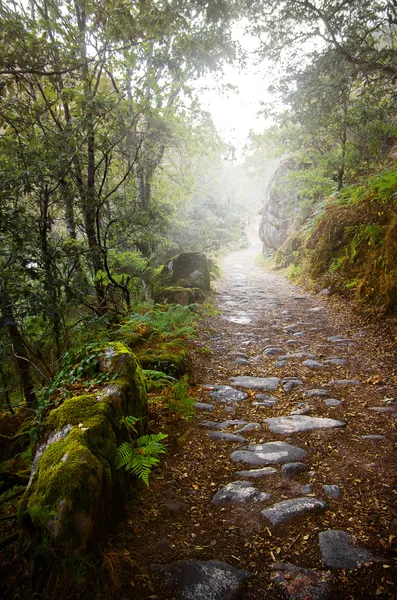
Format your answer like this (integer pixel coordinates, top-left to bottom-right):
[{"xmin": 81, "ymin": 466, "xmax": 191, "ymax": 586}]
[
  {"xmin": 138, "ymin": 341, "xmax": 187, "ymax": 377},
  {"xmin": 154, "ymin": 252, "xmax": 211, "ymax": 304},
  {"xmin": 19, "ymin": 343, "xmax": 147, "ymax": 558}
]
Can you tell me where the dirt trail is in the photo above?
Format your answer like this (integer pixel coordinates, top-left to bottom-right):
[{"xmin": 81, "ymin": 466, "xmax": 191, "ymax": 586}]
[{"xmin": 126, "ymin": 229, "xmax": 397, "ymax": 600}]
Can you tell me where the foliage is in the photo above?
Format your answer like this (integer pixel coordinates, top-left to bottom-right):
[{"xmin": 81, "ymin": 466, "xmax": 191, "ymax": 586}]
[
  {"xmin": 303, "ymin": 170, "xmax": 397, "ymax": 312},
  {"xmin": 167, "ymin": 376, "xmax": 196, "ymax": 419},
  {"xmin": 116, "ymin": 421, "xmax": 168, "ymax": 486},
  {"xmin": 115, "ymin": 304, "xmax": 198, "ymax": 342}
]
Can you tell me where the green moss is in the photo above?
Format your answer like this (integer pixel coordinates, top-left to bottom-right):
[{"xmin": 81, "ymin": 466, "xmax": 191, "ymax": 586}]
[
  {"xmin": 137, "ymin": 340, "xmax": 187, "ymax": 377},
  {"xmin": 46, "ymin": 394, "xmax": 110, "ymax": 431}
]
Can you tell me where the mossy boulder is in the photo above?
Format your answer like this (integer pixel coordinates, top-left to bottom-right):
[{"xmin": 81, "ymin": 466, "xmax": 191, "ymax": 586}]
[
  {"xmin": 19, "ymin": 344, "xmax": 147, "ymax": 556},
  {"xmin": 138, "ymin": 341, "xmax": 187, "ymax": 377},
  {"xmin": 154, "ymin": 252, "xmax": 211, "ymax": 304}
]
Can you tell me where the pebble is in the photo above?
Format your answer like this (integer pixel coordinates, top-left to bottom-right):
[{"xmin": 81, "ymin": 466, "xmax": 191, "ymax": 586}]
[
  {"xmin": 302, "ymin": 360, "xmax": 324, "ymax": 368},
  {"xmin": 324, "ymin": 358, "xmax": 348, "ymax": 366},
  {"xmin": 263, "ymin": 347, "xmax": 283, "ymax": 355},
  {"xmin": 322, "ymin": 484, "xmax": 342, "ymax": 499},
  {"xmin": 357, "ymin": 434, "xmax": 385, "ymax": 440},
  {"xmin": 324, "ymin": 399, "xmax": 341, "ymax": 407},
  {"xmin": 150, "ymin": 559, "xmax": 251, "ymax": 600},
  {"xmin": 262, "ymin": 497, "xmax": 326, "ymax": 526},
  {"xmin": 207, "ymin": 385, "xmax": 249, "ymax": 402},
  {"xmin": 305, "ymin": 389, "xmax": 328, "ymax": 398},
  {"xmin": 194, "ymin": 402, "xmax": 214, "ymax": 411},
  {"xmin": 327, "ymin": 336, "xmax": 352, "ymax": 344},
  {"xmin": 281, "ymin": 462, "xmax": 309, "ymax": 479},
  {"xmin": 319, "ymin": 529, "xmax": 380, "ymax": 569},
  {"xmin": 283, "ymin": 378, "xmax": 304, "ymax": 392},
  {"xmin": 300, "ymin": 485, "xmax": 313, "ymax": 494},
  {"xmin": 231, "ymin": 441, "xmax": 307, "ymax": 466},
  {"xmin": 235, "ymin": 423, "xmax": 262, "ymax": 433},
  {"xmin": 212, "ymin": 481, "xmax": 271, "ymax": 505},
  {"xmin": 235, "ymin": 467, "xmax": 277, "ymax": 478},
  {"xmin": 234, "ymin": 357, "xmax": 249, "ymax": 365},
  {"xmin": 208, "ymin": 431, "xmax": 247, "ymax": 443},
  {"xmin": 279, "ymin": 352, "xmax": 316, "ymax": 361},
  {"xmin": 325, "ymin": 379, "xmax": 361, "ymax": 386},
  {"xmin": 264, "ymin": 415, "xmax": 346, "ymax": 434},
  {"xmin": 229, "ymin": 376, "xmax": 280, "ymax": 391}
]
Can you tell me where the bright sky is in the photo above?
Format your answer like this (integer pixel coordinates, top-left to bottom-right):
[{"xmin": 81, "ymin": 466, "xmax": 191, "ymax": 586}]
[{"xmin": 195, "ymin": 25, "xmax": 276, "ymax": 159}]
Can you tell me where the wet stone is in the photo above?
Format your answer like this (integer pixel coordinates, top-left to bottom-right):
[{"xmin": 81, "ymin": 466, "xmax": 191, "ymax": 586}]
[
  {"xmin": 229, "ymin": 352, "xmax": 249, "ymax": 360},
  {"xmin": 291, "ymin": 404, "xmax": 313, "ymax": 416},
  {"xmin": 271, "ymin": 562, "xmax": 333, "ymax": 600},
  {"xmin": 292, "ymin": 332, "xmax": 304, "ymax": 338},
  {"xmin": 207, "ymin": 385, "xmax": 249, "ymax": 402},
  {"xmin": 263, "ymin": 347, "xmax": 283, "ymax": 355},
  {"xmin": 264, "ymin": 415, "xmax": 346, "ymax": 435},
  {"xmin": 357, "ymin": 434, "xmax": 385, "ymax": 440},
  {"xmin": 275, "ymin": 360, "xmax": 287, "ymax": 368},
  {"xmin": 212, "ymin": 481, "xmax": 271, "ymax": 505},
  {"xmin": 231, "ymin": 441, "xmax": 307, "ymax": 466},
  {"xmin": 235, "ymin": 423, "xmax": 262, "ymax": 433},
  {"xmin": 286, "ymin": 339, "xmax": 301, "ymax": 345},
  {"xmin": 150, "ymin": 559, "xmax": 251, "ymax": 600},
  {"xmin": 300, "ymin": 485, "xmax": 313, "ymax": 494},
  {"xmin": 235, "ymin": 467, "xmax": 277, "ymax": 478},
  {"xmin": 262, "ymin": 497, "xmax": 326, "ymax": 526},
  {"xmin": 209, "ymin": 432, "xmax": 247, "ymax": 443},
  {"xmin": 322, "ymin": 485, "xmax": 341, "ymax": 499},
  {"xmin": 194, "ymin": 402, "xmax": 214, "ymax": 411},
  {"xmin": 279, "ymin": 352, "xmax": 316, "ymax": 361},
  {"xmin": 229, "ymin": 376, "xmax": 280, "ymax": 391},
  {"xmin": 281, "ymin": 462, "xmax": 309, "ymax": 479},
  {"xmin": 305, "ymin": 389, "xmax": 328, "ymax": 398},
  {"xmin": 234, "ymin": 357, "xmax": 250, "ymax": 365},
  {"xmin": 369, "ymin": 406, "xmax": 395, "ymax": 413},
  {"xmin": 325, "ymin": 379, "xmax": 361, "ymax": 386},
  {"xmin": 302, "ymin": 360, "xmax": 324, "ymax": 369},
  {"xmin": 319, "ymin": 530, "xmax": 380, "ymax": 569},
  {"xmin": 309, "ymin": 307, "xmax": 324, "ymax": 312},
  {"xmin": 327, "ymin": 336, "xmax": 352, "ymax": 344},
  {"xmin": 201, "ymin": 420, "xmax": 247, "ymax": 430},
  {"xmin": 283, "ymin": 379, "xmax": 304, "ymax": 392},
  {"xmin": 324, "ymin": 399, "xmax": 341, "ymax": 407},
  {"xmin": 324, "ymin": 358, "xmax": 348, "ymax": 366}
]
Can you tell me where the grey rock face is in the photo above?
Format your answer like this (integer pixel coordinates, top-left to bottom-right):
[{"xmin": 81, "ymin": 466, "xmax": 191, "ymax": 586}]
[
  {"xmin": 264, "ymin": 415, "xmax": 346, "ymax": 434},
  {"xmin": 229, "ymin": 376, "xmax": 280, "ymax": 391},
  {"xmin": 235, "ymin": 467, "xmax": 278, "ymax": 478},
  {"xmin": 259, "ymin": 160, "xmax": 301, "ymax": 252},
  {"xmin": 151, "ymin": 559, "xmax": 251, "ymax": 600},
  {"xmin": 262, "ymin": 497, "xmax": 326, "ymax": 525},
  {"xmin": 212, "ymin": 481, "xmax": 271, "ymax": 505},
  {"xmin": 281, "ymin": 462, "xmax": 309, "ymax": 479},
  {"xmin": 207, "ymin": 386, "xmax": 249, "ymax": 402},
  {"xmin": 319, "ymin": 530, "xmax": 380, "ymax": 569},
  {"xmin": 209, "ymin": 432, "xmax": 247, "ymax": 443},
  {"xmin": 322, "ymin": 485, "xmax": 342, "ymax": 499},
  {"xmin": 271, "ymin": 562, "xmax": 333, "ymax": 600},
  {"xmin": 231, "ymin": 441, "xmax": 307, "ymax": 466}
]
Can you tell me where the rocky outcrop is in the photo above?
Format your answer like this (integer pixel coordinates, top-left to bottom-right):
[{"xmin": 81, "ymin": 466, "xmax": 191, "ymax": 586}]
[
  {"xmin": 259, "ymin": 160, "xmax": 300, "ymax": 252},
  {"xmin": 18, "ymin": 343, "xmax": 147, "ymax": 556},
  {"xmin": 155, "ymin": 251, "xmax": 211, "ymax": 305}
]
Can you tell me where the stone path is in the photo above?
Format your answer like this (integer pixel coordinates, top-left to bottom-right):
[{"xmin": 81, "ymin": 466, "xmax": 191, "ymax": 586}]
[{"xmin": 132, "ymin": 227, "xmax": 397, "ymax": 600}]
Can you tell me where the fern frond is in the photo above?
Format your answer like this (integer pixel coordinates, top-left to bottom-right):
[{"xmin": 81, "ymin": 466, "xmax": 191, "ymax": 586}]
[{"xmin": 115, "ymin": 442, "xmax": 133, "ymax": 469}]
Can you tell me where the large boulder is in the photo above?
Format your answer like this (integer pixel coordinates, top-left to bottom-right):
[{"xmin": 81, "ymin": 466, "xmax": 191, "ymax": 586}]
[
  {"xmin": 18, "ymin": 343, "xmax": 147, "ymax": 556},
  {"xmin": 259, "ymin": 160, "xmax": 301, "ymax": 253},
  {"xmin": 156, "ymin": 252, "xmax": 211, "ymax": 305}
]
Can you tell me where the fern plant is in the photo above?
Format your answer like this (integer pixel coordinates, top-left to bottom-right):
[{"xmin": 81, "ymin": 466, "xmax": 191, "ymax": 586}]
[
  {"xmin": 168, "ymin": 376, "xmax": 196, "ymax": 419},
  {"xmin": 116, "ymin": 417, "xmax": 167, "ymax": 486}
]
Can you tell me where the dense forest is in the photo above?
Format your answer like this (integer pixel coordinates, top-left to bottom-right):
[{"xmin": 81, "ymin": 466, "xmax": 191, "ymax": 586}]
[{"xmin": 1, "ymin": 1, "xmax": 396, "ymax": 598}]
